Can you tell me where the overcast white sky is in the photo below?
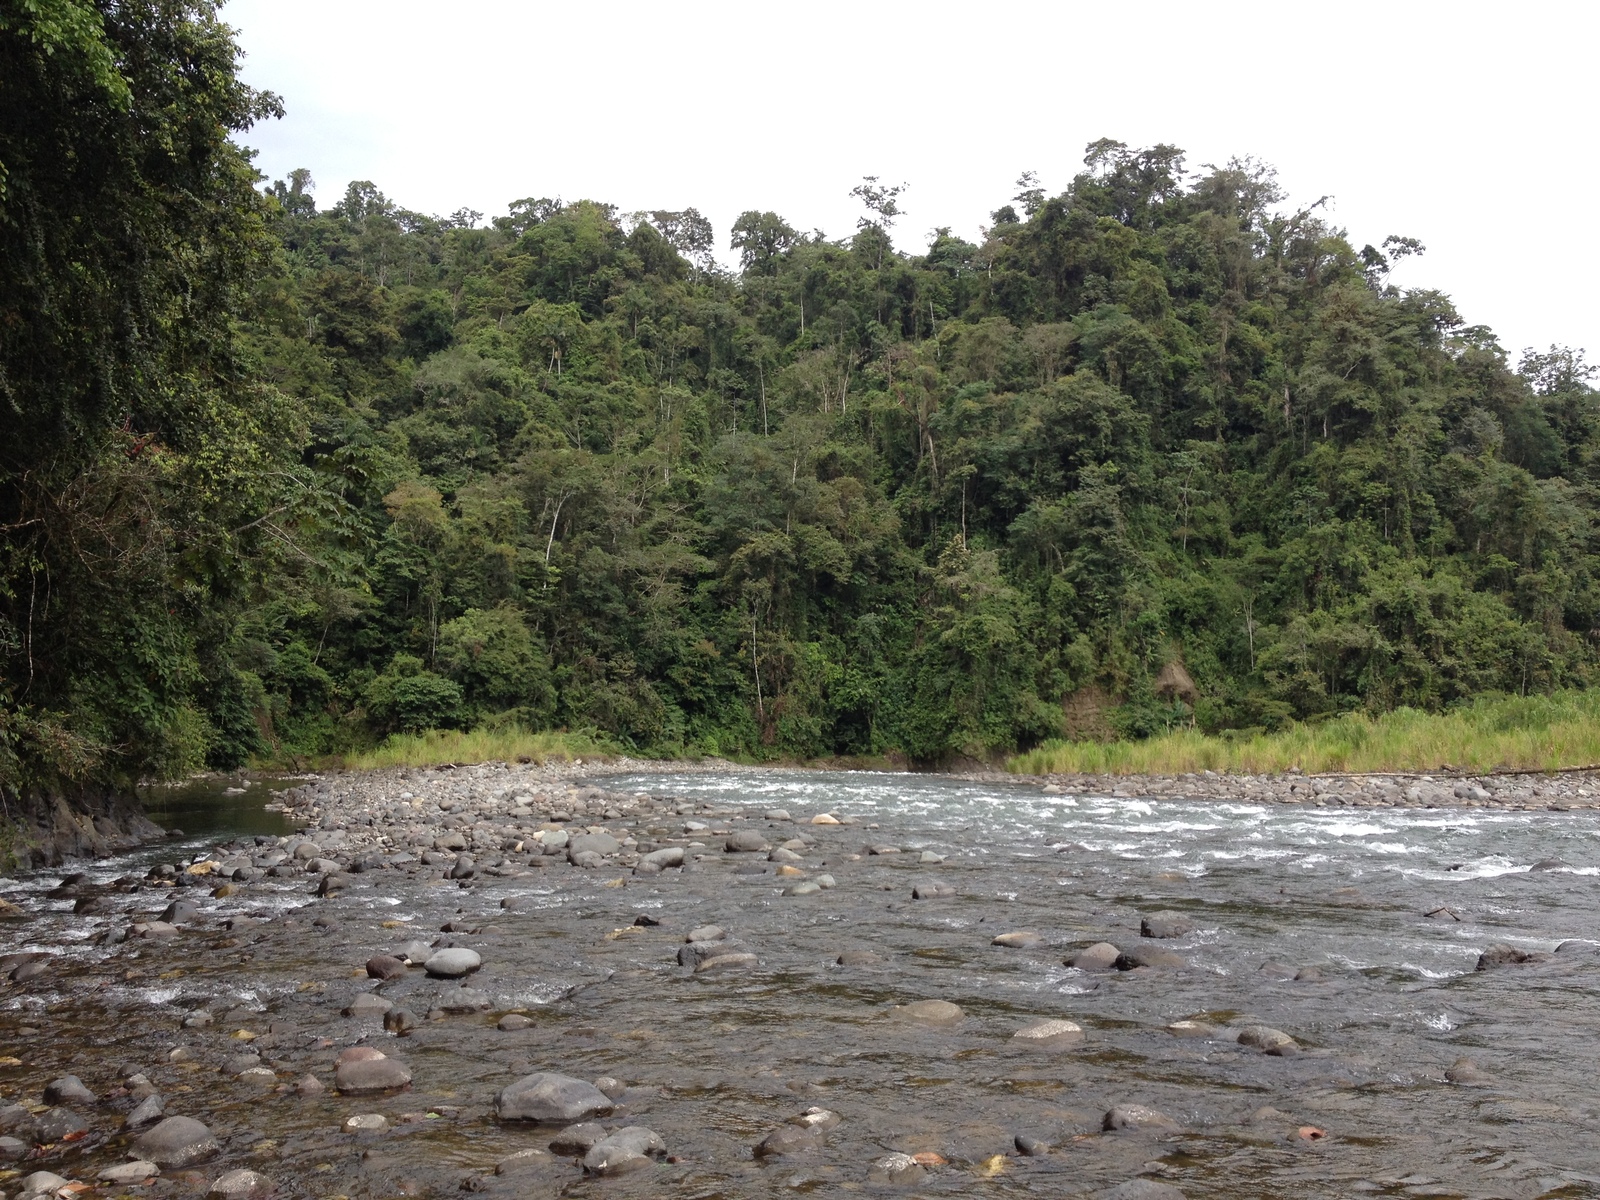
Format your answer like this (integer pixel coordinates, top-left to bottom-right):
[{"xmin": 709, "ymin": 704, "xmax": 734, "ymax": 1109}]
[{"xmin": 226, "ymin": 0, "xmax": 1595, "ymax": 361}]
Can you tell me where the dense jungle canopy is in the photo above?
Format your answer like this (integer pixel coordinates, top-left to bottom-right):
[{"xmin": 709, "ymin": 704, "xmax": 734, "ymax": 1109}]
[{"xmin": 4, "ymin": 2, "xmax": 1599, "ymax": 792}]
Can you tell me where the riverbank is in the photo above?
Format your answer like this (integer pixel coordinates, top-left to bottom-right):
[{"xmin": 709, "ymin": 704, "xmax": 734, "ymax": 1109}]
[
  {"xmin": 1011, "ymin": 691, "xmax": 1600, "ymax": 777},
  {"xmin": 4, "ymin": 761, "xmax": 1600, "ymax": 1198}
]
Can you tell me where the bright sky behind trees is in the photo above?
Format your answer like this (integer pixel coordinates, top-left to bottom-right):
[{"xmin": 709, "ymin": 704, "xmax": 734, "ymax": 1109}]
[{"xmin": 228, "ymin": 0, "xmax": 1593, "ymax": 359}]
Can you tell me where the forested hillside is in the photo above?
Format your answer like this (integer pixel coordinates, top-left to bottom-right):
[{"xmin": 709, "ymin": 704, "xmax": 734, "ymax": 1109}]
[
  {"xmin": 4, "ymin": 5, "xmax": 1598, "ymax": 791},
  {"xmin": 235, "ymin": 152, "xmax": 1599, "ymax": 764}
]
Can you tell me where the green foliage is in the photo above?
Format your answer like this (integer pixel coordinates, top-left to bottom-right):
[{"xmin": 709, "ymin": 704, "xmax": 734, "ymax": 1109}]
[
  {"xmin": 363, "ymin": 654, "xmax": 464, "ymax": 734},
  {"xmin": 7, "ymin": 15, "xmax": 1600, "ymax": 783}
]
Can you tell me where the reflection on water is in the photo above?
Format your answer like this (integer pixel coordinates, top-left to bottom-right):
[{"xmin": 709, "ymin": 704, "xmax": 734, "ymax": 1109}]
[{"xmin": 137, "ymin": 775, "xmax": 302, "ymax": 839}]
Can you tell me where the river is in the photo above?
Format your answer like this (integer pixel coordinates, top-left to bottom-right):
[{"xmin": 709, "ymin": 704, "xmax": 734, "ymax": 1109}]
[{"xmin": 2, "ymin": 766, "xmax": 1598, "ymax": 1199}]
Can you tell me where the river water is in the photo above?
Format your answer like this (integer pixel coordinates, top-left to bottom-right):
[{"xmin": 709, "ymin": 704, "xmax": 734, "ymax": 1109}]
[{"xmin": 3, "ymin": 767, "xmax": 1599, "ymax": 1199}]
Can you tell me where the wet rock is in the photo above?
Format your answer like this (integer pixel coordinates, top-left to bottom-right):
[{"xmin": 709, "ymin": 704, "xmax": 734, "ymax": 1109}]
[
  {"xmin": 1293, "ymin": 966, "xmax": 1326, "ymax": 982},
  {"xmin": 635, "ymin": 847, "xmax": 684, "ymax": 873},
  {"xmin": 687, "ymin": 925, "xmax": 726, "ymax": 943},
  {"xmin": 30, "ymin": 1106, "xmax": 88, "ymax": 1142},
  {"xmin": 1423, "ymin": 906, "xmax": 1462, "ymax": 921},
  {"xmin": 1014, "ymin": 1134, "xmax": 1050, "ymax": 1156},
  {"xmin": 783, "ymin": 881, "xmax": 822, "ymax": 896},
  {"xmin": 17, "ymin": 1172, "xmax": 72, "ymax": 1197},
  {"xmin": 791, "ymin": 1106, "xmax": 841, "ymax": 1131},
  {"xmin": 1012, "ymin": 1018, "xmax": 1083, "ymax": 1045},
  {"xmin": 582, "ymin": 1125, "xmax": 665, "ymax": 1176},
  {"xmin": 594, "ymin": 1076, "xmax": 628, "ymax": 1101},
  {"xmin": 423, "ymin": 947, "xmax": 481, "ymax": 977},
  {"xmin": 1099, "ymin": 1181, "xmax": 1188, "ymax": 1200},
  {"xmin": 570, "ymin": 832, "xmax": 621, "ymax": 857},
  {"xmin": 1067, "ymin": 942, "xmax": 1121, "ymax": 971},
  {"xmin": 126, "ymin": 1092, "xmax": 165, "ymax": 1127},
  {"xmin": 811, "ymin": 813, "xmax": 841, "ymax": 825},
  {"xmin": 694, "ymin": 951, "xmax": 758, "ymax": 973},
  {"xmin": 397, "ymin": 940, "xmax": 433, "ymax": 964},
  {"xmin": 343, "ymin": 1114, "xmax": 388, "ymax": 1132},
  {"xmin": 206, "ymin": 1168, "xmax": 274, "ymax": 1200},
  {"xmin": 1476, "ymin": 943, "xmax": 1553, "ymax": 970},
  {"xmin": 549, "ymin": 1121, "xmax": 607, "ymax": 1155},
  {"xmin": 1102, "ymin": 1104, "xmax": 1181, "ymax": 1133},
  {"xmin": 569, "ymin": 850, "xmax": 604, "ymax": 868},
  {"xmin": 1140, "ymin": 911, "xmax": 1195, "ymax": 938},
  {"xmin": 334, "ymin": 1050, "xmax": 412, "ymax": 1093},
  {"xmin": 0, "ymin": 1134, "xmax": 29, "ymax": 1160},
  {"xmin": 1556, "ymin": 939, "xmax": 1600, "ymax": 955},
  {"xmin": 726, "ymin": 830, "xmax": 768, "ymax": 853},
  {"xmin": 100, "ymin": 1161, "xmax": 159, "ymax": 1183},
  {"xmin": 498, "ymin": 1013, "xmax": 536, "ymax": 1031},
  {"xmin": 868, "ymin": 1152, "xmax": 924, "ymax": 1184},
  {"xmin": 1530, "ymin": 857, "xmax": 1570, "ymax": 871},
  {"xmin": 496, "ymin": 1148, "xmax": 556, "ymax": 1174},
  {"xmin": 495, "ymin": 1072, "xmax": 613, "ymax": 1123},
  {"xmin": 1445, "ymin": 1057, "xmax": 1496, "ymax": 1086},
  {"xmin": 836, "ymin": 950, "xmax": 881, "ymax": 966},
  {"xmin": 1116, "ymin": 946, "xmax": 1186, "ymax": 970},
  {"xmin": 128, "ymin": 920, "xmax": 180, "ymax": 939},
  {"xmin": 295, "ymin": 1075, "xmax": 325, "ymax": 1097},
  {"xmin": 678, "ymin": 938, "xmax": 747, "ymax": 967},
  {"xmin": 135, "ymin": 1115, "xmax": 221, "ymax": 1167},
  {"xmin": 1167, "ymin": 1020, "xmax": 1219, "ymax": 1038},
  {"xmin": 992, "ymin": 931, "xmax": 1046, "ymax": 948},
  {"xmin": 366, "ymin": 954, "xmax": 407, "ymax": 980},
  {"xmin": 1235, "ymin": 1025, "xmax": 1299, "ymax": 1055},
  {"xmin": 912, "ymin": 880, "xmax": 955, "ymax": 899},
  {"xmin": 755, "ymin": 1123, "xmax": 825, "ymax": 1156},
  {"xmin": 343, "ymin": 992, "xmax": 392, "ymax": 1018},
  {"xmin": 42, "ymin": 1075, "xmax": 95, "ymax": 1106},
  {"xmin": 316, "ymin": 872, "xmax": 354, "ymax": 896},
  {"xmin": 891, "ymin": 999, "xmax": 965, "ymax": 1025},
  {"xmin": 160, "ymin": 899, "xmax": 200, "ymax": 924},
  {"xmin": 383, "ymin": 1008, "xmax": 417, "ymax": 1035}
]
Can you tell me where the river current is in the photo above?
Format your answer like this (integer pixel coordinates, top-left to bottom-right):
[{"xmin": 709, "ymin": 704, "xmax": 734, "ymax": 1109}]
[{"xmin": 3, "ymin": 767, "xmax": 1599, "ymax": 1199}]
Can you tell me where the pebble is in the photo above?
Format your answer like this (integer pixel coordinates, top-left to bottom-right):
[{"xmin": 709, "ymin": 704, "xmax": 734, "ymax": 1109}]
[
  {"xmin": 498, "ymin": 1013, "xmax": 536, "ymax": 1031},
  {"xmin": 891, "ymin": 999, "xmax": 965, "ymax": 1025},
  {"xmin": 496, "ymin": 1148, "xmax": 556, "ymax": 1174},
  {"xmin": 135, "ymin": 1115, "xmax": 221, "ymax": 1167},
  {"xmin": 206, "ymin": 1168, "xmax": 275, "ymax": 1200},
  {"xmin": 366, "ymin": 954, "xmax": 408, "ymax": 980},
  {"xmin": 42, "ymin": 1075, "xmax": 95, "ymax": 1106},
  {"xmin": 344, "ymin": 1113, "xmax": 389, "ymax": 1132},
  {"xmin": 334, "ymin": 1050, "xmax": 413, "ymax": 1093},
  {"xmin": 423, "ymin": 947, "xmax": 481, "ymax": 977},
  {"xmin": 868, "ymin": 1152, "xmax": 924, "ymax": 1184},
  {"xmin": 1067, "ymin": 942, "xmax": 1122, "ymax": 970},
  {"xmin": 1235, "ymin": 1025, "xmax": 1299, "ymax": 1055},
  {"xmin": 1102, "ymin": 1104, "xmax": 1181, "ymax": 1133},
  {"xmin": 100, "ymin": 1161, "xmax": 159, "ymax": 1183},
  {"xmin": 1140, "ymin": 911, "xmax": 1196, "ymax": 938},
  {"xmin": 1012, "ymin": 1018, "xmax": 1084, "ymax": 1044},
  {"xmin": 126, "ymin": 1092, "xmax": 165, "ymax": 1127},
  {"xmin": 495, "ymin": 1072, "xmax": 613, "ymax": 1122},
  {"xmin": 582, "ymin": 1125, "xmax": 665, "ymax": 1176},
  {"xmin": 992, "ymin": 930, "xmax": 1046, "ymax": 948}
]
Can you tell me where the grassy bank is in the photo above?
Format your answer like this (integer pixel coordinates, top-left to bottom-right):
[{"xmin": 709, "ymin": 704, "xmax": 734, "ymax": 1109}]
[
  {"xmin": 340, "ymin": 728, "xmax": 615, "ymax": 771},
  {"xmin": 1009, "ymin": 692, "xmax": 1600, "ymax": 777}
]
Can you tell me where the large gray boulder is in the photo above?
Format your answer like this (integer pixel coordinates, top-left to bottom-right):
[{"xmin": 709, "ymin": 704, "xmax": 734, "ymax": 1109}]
[
  {"xmin": 135, "ymin": 1115, "xmax": 220, "ymax": 1167},
  {"xmin": 495, "ymin": 1073, "xmax": 613, "ymax": 1123}
]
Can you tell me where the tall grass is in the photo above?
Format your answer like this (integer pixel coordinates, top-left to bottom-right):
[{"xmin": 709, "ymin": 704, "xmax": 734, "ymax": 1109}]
[
  {"xmin": 1009, "ymin": 691, "xmax": 1600, "ymax": 776},
  {"xmin": 342, "ymin": 728, "xmax": 613, "ymax": 771}
]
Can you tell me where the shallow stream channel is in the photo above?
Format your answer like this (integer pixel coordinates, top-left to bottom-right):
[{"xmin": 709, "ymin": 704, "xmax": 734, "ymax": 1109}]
[{"xmin": 3, "ymin": 765, "xmax": 1600, "ymax": 1200}]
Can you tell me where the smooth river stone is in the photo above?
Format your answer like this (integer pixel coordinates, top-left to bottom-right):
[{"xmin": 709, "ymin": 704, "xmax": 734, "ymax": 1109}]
[
  {"xmin": 1067, "ymin": 942, "xmax": 1121, "ymax": 970},
  {"xmin": 495, "ymin": 1072, "xmax": 613, "ymax": 1123},
  {"xmin": 334, "ymin": 1052, "xmax": 412, "ymax": 1093},
  {"xmin": 135, "ymin": 1115, "xmax": 220, "ymax": 1167},
  {"xmin": 891, "ymin": 999, "xmax": 965, "ymax": 1025},
  {"xmin": 582, "ymin": 1125, "xmax": 665, "ymax": 1176},
  {"xmin": 992, "ymin": 930, "xmax": 1046, "ymax": 948},
  {"xmin": 423, "ymin": 947, "xmax": 481, "ymax": 977},
  {"xmin": 1013, "ymin": 1018, "xmax": 1084, "ymax": 1044}
]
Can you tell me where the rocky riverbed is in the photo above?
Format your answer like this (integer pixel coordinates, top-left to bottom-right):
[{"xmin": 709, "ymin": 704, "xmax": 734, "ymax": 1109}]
[{"xmin": 3, "ymin": 760, "xmax": 1600, "ymax": 1199}]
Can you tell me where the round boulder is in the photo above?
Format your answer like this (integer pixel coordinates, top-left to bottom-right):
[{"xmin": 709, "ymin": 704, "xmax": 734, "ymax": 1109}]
[
  {"xmin": 495, "ymin": 1072, "xmax": 613, "ymax": 1123},
  {"xmin": 423, "ymin": 947, "xmax": 481, "ymax": 978},
  {"xmin": 135, "ymin": 1115, "xmax": 220, "ymax": 1167}
]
